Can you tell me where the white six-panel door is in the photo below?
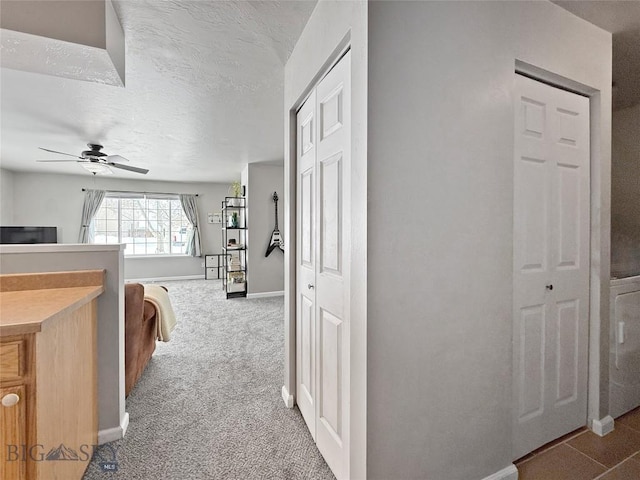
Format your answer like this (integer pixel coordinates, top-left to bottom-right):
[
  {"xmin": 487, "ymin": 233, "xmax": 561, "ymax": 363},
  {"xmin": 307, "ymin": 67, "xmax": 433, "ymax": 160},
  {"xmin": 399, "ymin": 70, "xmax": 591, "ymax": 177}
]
[
  {"xmin": 296, "ymin": 89, "xmax": 317, "ymax": 438},
  {"xmin": 296, "ymin": 50, "xmax": 351, "ymax": 479},
  {"xmin": 513, "ymin": 74, "xmax": 590, "ymax": 459}
]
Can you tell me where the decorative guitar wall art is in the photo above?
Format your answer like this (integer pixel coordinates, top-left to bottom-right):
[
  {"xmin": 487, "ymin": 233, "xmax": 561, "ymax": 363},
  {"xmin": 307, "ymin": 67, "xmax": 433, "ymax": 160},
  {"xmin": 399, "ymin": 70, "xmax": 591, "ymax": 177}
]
[{"xmin": 265, "ymin": 191, "xmax": 284, "ymax": 257}]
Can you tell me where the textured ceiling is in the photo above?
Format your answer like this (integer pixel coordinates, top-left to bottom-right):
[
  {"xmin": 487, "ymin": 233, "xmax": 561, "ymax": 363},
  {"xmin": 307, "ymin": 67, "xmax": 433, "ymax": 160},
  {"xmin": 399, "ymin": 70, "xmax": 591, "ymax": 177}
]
[
  {"xmin": 0, "ymin": 0, "xmax": 317, "ymax": 182},
  {"xmin": 552, "ymin": 0, "xmax": 640, "ymax": 111}
]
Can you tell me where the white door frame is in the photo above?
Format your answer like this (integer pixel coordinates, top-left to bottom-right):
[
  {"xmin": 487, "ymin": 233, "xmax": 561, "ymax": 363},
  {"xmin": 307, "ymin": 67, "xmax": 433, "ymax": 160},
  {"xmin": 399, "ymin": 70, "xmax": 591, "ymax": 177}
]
[
  {"xmin": 515, "ymin": 60, "xmax": 613, "ymax": 436},
  {"xmin": 284, "ymin": 36, "xmax": 351, "ymax": 407}
]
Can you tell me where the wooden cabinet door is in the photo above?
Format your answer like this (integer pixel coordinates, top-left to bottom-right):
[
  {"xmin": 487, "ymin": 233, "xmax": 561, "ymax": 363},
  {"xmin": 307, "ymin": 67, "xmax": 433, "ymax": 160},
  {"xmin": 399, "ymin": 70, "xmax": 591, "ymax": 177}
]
[{"xmin": 1, "ymin": 385, "xmax": 26, "ymax": 480}]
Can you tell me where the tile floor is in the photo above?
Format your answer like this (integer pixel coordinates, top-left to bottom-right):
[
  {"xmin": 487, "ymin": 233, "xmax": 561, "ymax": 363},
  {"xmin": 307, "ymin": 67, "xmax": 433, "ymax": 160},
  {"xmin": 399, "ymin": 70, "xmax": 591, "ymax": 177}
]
[{"xmin": 516, "ymin": 407, "xmax": 640, "ymax": 479}]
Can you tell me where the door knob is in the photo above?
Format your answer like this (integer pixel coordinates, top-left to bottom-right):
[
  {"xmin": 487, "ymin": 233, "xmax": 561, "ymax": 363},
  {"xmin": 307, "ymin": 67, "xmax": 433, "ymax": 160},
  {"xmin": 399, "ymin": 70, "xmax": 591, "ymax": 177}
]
[
  {"xmin": 2, "ymin": 393, "xmax": 20, "ymax": 407},
  {"xmin": 308, "ymin": 284, "xmax": 315, "ymax": 290},
  {"xmin": 546, "ymin": 285, "xmax": 554, "ymax": 291}
]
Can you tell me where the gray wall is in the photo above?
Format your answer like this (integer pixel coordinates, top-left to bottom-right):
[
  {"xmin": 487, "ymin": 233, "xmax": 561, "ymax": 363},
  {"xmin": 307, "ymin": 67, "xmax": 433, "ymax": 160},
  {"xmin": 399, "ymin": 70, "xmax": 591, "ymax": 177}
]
[
  {"xmin": 244, "ymin": 163, "xmax": 284, "ymax": 295},
  {"xmin": 0, "ymin": 244, "xmax": 125, "ymax": 440},
  {"xmin": 6, "ymin": 170, "xmax": 229, "ymax": 279},
  {"xmin": 612, "ymin": 103, "xmax": 640, "ymax": 278},
  {"xmin": 0, "ymin": 168, "xmax": 14, "ymax": 225},
  {"xmin": 367, "ymin": 2, "xmax": 611, "ymax": 479}
]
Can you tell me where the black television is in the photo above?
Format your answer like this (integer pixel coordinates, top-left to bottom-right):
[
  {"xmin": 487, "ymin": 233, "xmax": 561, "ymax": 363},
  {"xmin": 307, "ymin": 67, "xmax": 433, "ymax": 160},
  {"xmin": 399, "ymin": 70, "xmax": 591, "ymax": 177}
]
[{"xmin": 0, "ymin": 226, "xmax": 58, "ymax": 244}]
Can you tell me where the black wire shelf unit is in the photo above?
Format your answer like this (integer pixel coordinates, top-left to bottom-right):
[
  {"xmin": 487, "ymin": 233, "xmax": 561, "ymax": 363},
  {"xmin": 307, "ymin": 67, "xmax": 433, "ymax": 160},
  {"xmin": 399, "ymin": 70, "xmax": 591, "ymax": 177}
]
[{"xmin": 222, "ymin": 196, "xmax": 247, "ymax": 298}]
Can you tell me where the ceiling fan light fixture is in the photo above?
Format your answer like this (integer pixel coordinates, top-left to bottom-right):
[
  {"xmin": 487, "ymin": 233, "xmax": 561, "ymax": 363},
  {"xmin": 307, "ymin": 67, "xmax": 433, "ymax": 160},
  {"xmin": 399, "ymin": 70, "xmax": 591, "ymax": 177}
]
[
  {"xmin": 37, "ymin": 144, "xmax": 145, "ymax": 174},
  {"xmin": 81, "ymin": 162, "xmax": 113, "ymax": 175}
]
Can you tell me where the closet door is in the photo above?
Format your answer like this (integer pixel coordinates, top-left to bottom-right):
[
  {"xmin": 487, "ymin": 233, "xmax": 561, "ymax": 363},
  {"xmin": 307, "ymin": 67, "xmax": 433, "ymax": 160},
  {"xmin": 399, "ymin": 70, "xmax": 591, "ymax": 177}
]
[
  {"xmin": 314, "ymin": 50, "xmax": 351, "ymax": 479},
  {"xmin": 296, "ymin": 90, "xmax": 317, "ymax": 437},
  {"xmin": 513, "ymin": 73, "xmax": 590, "ymax": 459},
  {"xmin": 296, "ymin": 50, "xmax": 351, "ymax": 480}
]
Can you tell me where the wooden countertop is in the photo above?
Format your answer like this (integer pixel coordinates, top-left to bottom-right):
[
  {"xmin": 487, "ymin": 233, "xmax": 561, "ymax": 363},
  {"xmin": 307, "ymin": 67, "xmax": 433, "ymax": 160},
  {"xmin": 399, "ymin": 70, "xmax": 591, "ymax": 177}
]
[{"xmin": 0, "ymin": 270, "xmax": 105, "ymax": 336}]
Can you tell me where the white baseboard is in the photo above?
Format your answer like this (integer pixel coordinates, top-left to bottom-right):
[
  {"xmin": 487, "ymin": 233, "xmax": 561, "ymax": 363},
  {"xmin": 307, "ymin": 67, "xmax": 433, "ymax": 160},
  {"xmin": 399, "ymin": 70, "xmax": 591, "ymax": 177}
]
[
  {"xmin": 591, "ymin": 416, "xmax": 615, "ymax": 436},
  {"xmin": 482, "ymin": 464, "xmax": 518, "ymax": 480},
  {"xmin": 247, "ymin": 291, "xmax": 284, "ymax": 299},
  {"xmin": 126, "ymin": 274, "xmax": 205, "ymax": 283},
  {"xmin": 282, "ymin": 385, "xmax": 294, "ymax": 408},
  {"xmin": 98, "ymin": 412, "xmax": 129, "ymax": 445}
]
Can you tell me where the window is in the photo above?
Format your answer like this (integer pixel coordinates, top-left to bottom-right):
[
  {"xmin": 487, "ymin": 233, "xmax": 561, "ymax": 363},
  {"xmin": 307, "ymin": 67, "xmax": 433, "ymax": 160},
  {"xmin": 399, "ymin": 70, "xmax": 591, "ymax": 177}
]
[{"xmin": 92, "ymin": 194, "xmax": 192, "ymax": 256}]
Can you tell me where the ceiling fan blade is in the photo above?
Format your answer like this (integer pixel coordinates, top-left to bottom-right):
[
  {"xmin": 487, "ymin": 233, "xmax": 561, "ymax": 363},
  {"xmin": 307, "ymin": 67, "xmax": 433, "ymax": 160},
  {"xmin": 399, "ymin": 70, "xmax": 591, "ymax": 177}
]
[
  {"xmin": 38, "ymin": 147, "xmax": 82, "ymax": 159},
  {"xmin": 36, "ymin": 159, "xmax": 86, "ymax": 163},
  {"xmin": 108, "ymin": 162, "xmax": 149, "ymax": 174},
  {"xmin": 105, "ymin": 154, "xmax": 129, "ymax": 162}
]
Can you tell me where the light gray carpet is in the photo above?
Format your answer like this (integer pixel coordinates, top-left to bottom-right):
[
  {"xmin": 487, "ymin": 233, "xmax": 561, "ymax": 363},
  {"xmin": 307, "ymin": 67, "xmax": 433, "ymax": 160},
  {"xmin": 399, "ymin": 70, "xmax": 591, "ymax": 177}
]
[{"xmin": 83, "ymin": 280, "xmax": 334, "ymax": 480}]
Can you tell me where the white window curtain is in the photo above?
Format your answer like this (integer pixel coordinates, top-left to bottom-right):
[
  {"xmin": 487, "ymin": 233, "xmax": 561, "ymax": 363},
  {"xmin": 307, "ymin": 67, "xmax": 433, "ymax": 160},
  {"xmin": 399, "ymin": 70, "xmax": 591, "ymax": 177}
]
[
  {"xmin": 179, "ymin": 194, "xmax": 201, "ymax": 257},
  {"xmin": 78, "ymin": 189, "xmax": 106, "ymax": 243}
]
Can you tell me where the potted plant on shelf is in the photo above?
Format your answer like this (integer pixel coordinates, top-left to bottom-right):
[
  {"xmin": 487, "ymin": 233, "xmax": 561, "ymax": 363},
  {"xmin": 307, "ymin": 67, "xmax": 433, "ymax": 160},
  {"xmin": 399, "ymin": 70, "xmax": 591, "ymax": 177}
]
[
  {"xmin": 227, "ymin": 181, "xmax": 242, "ymax": 207},
  {"xmin": 228, "ymin": 211, "xmax": 239, "ymax": 228}
]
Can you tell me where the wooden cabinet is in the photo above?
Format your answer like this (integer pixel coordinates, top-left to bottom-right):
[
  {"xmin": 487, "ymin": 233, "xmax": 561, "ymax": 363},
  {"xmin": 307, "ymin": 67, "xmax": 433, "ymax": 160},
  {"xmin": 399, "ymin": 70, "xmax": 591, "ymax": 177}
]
[
  {"xmin": 0, "ymin": 340, "xmax": 24, "ymax": 381},
  {"xmin": 0, "ymin": 271, "xmax": 103, "ymax": 480}
]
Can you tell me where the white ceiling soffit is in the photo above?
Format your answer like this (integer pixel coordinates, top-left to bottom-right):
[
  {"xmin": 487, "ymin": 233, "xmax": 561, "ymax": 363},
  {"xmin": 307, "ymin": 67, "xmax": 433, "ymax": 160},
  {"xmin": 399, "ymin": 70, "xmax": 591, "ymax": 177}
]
[
  {"xmin": 552, "ymin": 0, "xmax": 640, "ymax": 111},
  {"xmin": 0, "ymin": 0, "xmax": 317, "ymax": 182},
  {"xmin": 0, "ymin": 0, "xmax": 125, "ymax": 86}
]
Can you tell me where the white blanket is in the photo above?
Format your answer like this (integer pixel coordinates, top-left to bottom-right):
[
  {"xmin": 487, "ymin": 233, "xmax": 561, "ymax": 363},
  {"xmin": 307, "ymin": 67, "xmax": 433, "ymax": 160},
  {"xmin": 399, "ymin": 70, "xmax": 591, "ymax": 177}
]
[{"xmin": 143, "ymin": 284, "xmax": 177, "ymax": 342}]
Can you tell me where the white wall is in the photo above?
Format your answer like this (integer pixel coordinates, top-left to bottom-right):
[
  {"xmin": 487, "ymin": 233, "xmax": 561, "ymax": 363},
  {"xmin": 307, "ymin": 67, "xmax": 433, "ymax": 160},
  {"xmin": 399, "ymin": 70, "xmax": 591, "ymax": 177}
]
[
  {"xmin": 367, "ymin": 2, "xmax": 611, "ymax": 479},
  {"xmin": 9, "ymin": 171, "xmax": 229, "ymax": 279},
  {"xmin": 284, "ymin": 1, "xmax": 368, "ymax": 477},
  {"xmin": 612, "ymin": 103, "xmax": 640, "ymax": 278},
  {"xmin": 244, "ymin": 163, "xmax": 284, "ymax": 295},
  {"xmin": 0, "ymin": 168, "xmax": 14, "ymax": 225},
  {"xmin": 0, "ymin": 244, "xmax": 125, "ymax": 442}
]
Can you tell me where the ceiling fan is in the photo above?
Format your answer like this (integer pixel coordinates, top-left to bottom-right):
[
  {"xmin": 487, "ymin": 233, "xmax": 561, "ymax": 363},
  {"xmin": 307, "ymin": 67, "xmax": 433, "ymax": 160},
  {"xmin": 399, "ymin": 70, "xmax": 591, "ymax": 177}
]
[{"xmin": 37, "ymin": 143, "xmax": 149, "ymax": 175}]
